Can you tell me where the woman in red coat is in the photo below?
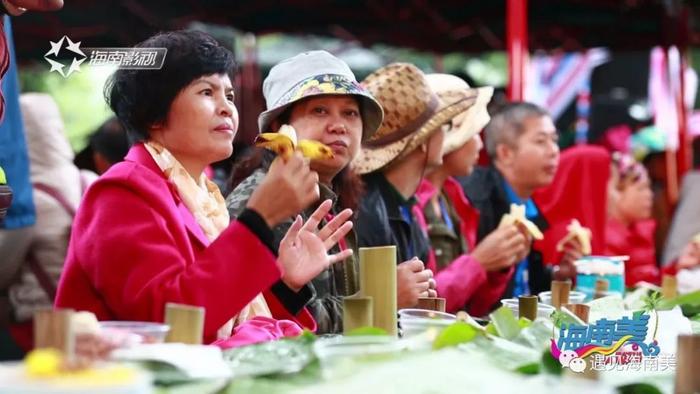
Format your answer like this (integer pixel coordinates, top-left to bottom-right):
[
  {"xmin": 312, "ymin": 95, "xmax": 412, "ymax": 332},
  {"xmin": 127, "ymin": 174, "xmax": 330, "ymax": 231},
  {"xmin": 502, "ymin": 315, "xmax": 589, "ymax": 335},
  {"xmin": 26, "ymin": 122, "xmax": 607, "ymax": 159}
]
[
  {"xmin": 54, "ymin": 30, "xmax": 353, "ymax": 345},
  {"xmin": 605, "ymin": 153, "xmax": 697, "ymax": 286}
]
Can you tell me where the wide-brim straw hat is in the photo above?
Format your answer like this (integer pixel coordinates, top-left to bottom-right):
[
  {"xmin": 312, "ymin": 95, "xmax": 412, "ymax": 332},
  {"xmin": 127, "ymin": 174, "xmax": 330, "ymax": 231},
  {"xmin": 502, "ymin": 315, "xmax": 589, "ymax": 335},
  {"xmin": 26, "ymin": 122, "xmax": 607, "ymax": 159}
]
[
  {"xmin": 258, "ymin": 50, "xmax": 383, "ymax": 141},
  {"xmin": 425, "ymin": 73, "xmax": 494, "ymax": 155},
  {"xmin": 352, "ymin": 63, "xmax": 477, "ymax": 175}
]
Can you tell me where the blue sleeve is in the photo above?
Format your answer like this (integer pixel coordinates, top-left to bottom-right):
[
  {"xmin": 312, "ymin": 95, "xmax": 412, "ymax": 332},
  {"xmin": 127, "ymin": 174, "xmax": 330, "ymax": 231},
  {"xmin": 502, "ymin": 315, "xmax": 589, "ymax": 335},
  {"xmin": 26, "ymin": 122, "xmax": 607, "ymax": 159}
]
[{"xmin": 0, "ymin": 16, "xmax": 35, "ymax": 229}]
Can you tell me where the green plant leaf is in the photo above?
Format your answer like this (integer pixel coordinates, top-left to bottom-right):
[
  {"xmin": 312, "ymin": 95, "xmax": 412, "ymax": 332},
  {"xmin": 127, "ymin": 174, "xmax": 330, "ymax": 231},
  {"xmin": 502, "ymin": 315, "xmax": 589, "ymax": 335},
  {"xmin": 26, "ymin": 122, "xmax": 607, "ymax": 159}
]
[
  {"xmin": 485, "ymin": 322, "xmax": 498, "ymax": 336},
  {"xmin": 0, "ymin": 167, "xmax": 5, "ymax": 184},
  {"xmin": 657, "ymin": 290, "xmax": 700, "ymax": 310},
  {"xmin": 514, "ymin": 362, "xmax": 539, "ymax": 375},
  {"xmin": 540, "ymin": 350, "xmax": 562, "ymax": 376},
  {"xmin": 489, "ymin": 306, "xmax": 520, "ymax": 340},
  {"xmin": 433, "ymin": 322, "xmax": 479, "ymax": 350},
  {"xmin": 616, "ymin": 383, "xmax": 663, "ymax": 394}
]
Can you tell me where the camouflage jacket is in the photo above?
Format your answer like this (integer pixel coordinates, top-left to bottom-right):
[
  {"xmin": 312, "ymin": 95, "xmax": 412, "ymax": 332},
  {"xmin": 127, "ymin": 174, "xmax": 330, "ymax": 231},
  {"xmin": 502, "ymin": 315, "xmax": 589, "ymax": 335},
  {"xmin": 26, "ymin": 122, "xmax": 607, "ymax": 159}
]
[{"xmin": 226, "ymin": 167, "xmax": 360, "ymax": 334}]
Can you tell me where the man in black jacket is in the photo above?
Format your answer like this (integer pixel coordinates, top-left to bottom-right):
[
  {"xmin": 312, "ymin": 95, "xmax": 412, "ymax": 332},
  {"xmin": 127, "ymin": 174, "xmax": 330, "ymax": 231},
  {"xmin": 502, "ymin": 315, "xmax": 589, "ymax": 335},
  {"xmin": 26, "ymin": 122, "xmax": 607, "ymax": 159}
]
[
  {"xmin": 460, "ymin": 102, "xmax": 580, "ymax": 300},
  {"xmin": 352, "ymin": 63, "xmax": 475, "ymax": 309}
]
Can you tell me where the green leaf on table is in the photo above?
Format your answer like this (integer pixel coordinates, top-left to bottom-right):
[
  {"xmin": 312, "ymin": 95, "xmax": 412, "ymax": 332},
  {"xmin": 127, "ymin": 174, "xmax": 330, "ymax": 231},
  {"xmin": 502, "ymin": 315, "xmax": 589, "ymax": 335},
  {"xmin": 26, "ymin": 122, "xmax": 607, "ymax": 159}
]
[
  {"xmin": 540, "ymin": 350, "xmax": 562, "ymax": 376},
  {"xmin": 346, "ymin": 327, "xmax": 388, "ymax": 336},
  {"xmin": 514, "ymin": 362, "xmax": 540, "ymax": 375},
  {"xmin": 433, "ymin": 322, "xmax": 479, "ymax": 350},
  {"xmin": 485, "ymin": 322, "xmax": 498, "ymax": 336},
  {"xmin": 518, "ymin": 317, "xmax": 533, "ymax": 329},
  {"xmin": 657, "ymin": 290, "xmax": 700, "ymax": 310},
  {"xmin": 616, "ymin": 382, "xmax": 663, "ymax": 394},
  {"xmin": 489, "ymin": 306, "xmax": 520, "ymax": 340}
]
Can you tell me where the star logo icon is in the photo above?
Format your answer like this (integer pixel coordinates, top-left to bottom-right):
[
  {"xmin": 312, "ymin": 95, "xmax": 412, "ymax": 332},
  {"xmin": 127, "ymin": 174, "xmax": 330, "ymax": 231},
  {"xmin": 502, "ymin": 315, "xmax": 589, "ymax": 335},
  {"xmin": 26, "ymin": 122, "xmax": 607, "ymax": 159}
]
[{"xmin": 44, "ymin": 36, "xmax": 87, "ymax": 77}]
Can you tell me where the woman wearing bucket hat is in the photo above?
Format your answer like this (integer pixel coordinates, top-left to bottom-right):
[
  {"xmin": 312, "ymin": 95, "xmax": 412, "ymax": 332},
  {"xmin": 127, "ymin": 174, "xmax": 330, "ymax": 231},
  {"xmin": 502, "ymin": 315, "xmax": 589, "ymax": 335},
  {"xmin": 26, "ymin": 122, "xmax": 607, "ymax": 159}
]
[
  {"xmin": 352, "ymin": 64, "xmax": 475, "ymax": 309},
  {"xmin": 413, "ymin": 74, "xmax": 528, "ymax": 316},
  {"xmin": 55, "ymin": 31, "xmax": 354, "ymax": 345},
  {"xmin": 226, "ymin": 50, "xmax": 383, "ymax": 334}
]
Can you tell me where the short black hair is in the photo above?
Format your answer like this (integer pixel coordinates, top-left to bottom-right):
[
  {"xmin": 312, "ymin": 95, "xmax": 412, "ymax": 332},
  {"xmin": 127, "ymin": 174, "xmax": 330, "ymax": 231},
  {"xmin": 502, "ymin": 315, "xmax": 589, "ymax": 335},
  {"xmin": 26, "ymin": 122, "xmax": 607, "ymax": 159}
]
[
  {"xmin": 105, "ymin": 30, "xmax": 236, "ymax": 142},
  {"xmin": 90, "ymin": 117, "xmax": 129, "ymax": 164}
]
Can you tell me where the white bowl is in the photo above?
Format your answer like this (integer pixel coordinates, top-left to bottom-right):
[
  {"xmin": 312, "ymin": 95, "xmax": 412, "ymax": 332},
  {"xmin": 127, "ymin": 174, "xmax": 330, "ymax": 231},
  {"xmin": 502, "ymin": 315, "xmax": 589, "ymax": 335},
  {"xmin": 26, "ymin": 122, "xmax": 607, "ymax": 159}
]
[
  {"xmin": 99, "ymin": 321, "xmax": 170, "ymax": 344},
  {"xmin": 398, "ymin": 309, "xmax": 457, "ymax": 337},
  {"xmin": 499, "ymin": 298, "xmax": 556, "ymax": 319},
  {"xmin": 313, "ymin": 336, "xmax": 404, "ymax": 379},
  {"xmin": 538, "ymin": 291, "xmax": 586, "ymax": 306}
]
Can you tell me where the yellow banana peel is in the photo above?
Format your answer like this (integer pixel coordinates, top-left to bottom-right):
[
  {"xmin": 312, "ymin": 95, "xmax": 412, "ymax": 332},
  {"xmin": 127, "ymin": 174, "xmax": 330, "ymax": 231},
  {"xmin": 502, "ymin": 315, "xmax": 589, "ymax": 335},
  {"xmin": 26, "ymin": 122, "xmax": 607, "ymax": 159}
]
[
  {"xmin": 555, "ymin": 219, "xmax": 592, "ymax": 255},
  {"xmin": 499, "ymin": 203, "xmax": 544, "ymax": 240},
  {"xmin": 255, "ymin": 124, "xmax": 334, "ymax": 160}
]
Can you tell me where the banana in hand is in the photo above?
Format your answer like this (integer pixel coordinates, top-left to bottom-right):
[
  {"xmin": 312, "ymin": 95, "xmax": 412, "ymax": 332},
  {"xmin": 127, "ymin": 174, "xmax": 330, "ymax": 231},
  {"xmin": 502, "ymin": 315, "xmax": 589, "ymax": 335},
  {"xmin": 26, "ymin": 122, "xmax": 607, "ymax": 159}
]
[
  {"xmin": 555, "ymin": 219, "xmax": 592, "ymax": 255},
  {"xmin": 499, "ymin": 203, "xmax": 544, "ymax": 240},
  {"xmin": 255, "ymin": 124, "xmax": 334, "ymax": 160}
]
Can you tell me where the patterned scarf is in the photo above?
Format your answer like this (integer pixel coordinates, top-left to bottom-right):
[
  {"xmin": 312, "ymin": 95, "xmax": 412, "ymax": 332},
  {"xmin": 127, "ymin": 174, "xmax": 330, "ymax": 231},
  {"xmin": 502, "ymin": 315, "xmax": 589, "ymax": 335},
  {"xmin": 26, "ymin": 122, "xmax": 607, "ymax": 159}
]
[{"xmin": 144, "ymin": 141, "xmax": 272, "ymax": 339}]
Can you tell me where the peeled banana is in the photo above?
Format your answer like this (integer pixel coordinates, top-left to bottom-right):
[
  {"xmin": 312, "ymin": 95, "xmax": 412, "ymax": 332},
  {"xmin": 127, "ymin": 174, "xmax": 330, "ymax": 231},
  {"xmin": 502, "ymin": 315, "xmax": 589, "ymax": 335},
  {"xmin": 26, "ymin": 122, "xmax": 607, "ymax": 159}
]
[
  {"xmin": 499, "ymin": 203, "xmax": 544, "ymax": 240},
  {"xmin": 555, "ymin": 219, "xmax": 592, "ymax": 255},
  {"xmin": 255, "ymin": 124, "xmax": 334, "ymax": 160}
]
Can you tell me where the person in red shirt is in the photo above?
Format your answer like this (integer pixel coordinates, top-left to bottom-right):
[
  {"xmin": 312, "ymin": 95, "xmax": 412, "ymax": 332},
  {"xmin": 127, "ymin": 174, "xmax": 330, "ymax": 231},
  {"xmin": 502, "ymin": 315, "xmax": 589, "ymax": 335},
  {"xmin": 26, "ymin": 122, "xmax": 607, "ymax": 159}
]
[
  {"xmin": 54, "ymin": 30, "xmax": 353, "ymax": 345},
  {"xmin": 413, "ymin": 74, "xmax": 528, "ymax": 316},
  {"xmin": 605, "ymin": 152, "xmax": 697, "ymax": 286}
]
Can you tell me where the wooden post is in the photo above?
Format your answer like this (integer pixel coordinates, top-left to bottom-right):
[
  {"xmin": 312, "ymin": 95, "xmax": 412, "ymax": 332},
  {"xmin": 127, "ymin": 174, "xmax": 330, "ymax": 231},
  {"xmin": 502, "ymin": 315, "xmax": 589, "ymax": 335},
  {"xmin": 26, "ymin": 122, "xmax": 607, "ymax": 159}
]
[
  {"xmin": 359, "ymin": 246, "xmax": 397, "ymax": 336},
  {"xmin": 164, "ymin": 303, "xmax": 205, "ymax": 344},
  {"xmin": 34, "ymin": 309, "xmax": 75, "ymax": 356},
  {"xmin": 675, "ymin": 334, "xmax": 700, "ymax": 394},
  {"xmin": 417, "ymin": 297, "xmax": 446, "ymax": 312},
  {"xmin": 518, "ymin": 295, "xmax": 538, "ymax": 321},
  {"xmin": 551, "ymin": 280, "xmax": 571, "ymax": 309},
  {"xmin": 343, "ymin": 296, "xmax": 373, "ymax": 334}
]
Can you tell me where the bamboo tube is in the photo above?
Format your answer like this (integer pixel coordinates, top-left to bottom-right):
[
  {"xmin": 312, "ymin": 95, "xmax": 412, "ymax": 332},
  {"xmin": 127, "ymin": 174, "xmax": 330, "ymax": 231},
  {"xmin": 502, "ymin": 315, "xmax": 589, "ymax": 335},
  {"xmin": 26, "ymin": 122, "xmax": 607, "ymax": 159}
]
[
  {"xmin": 551, "ymin": 280, "xmax": 571, "ymax": 309},
  {"xmin": 417, "ymin": 297, "xmax": 446, "ymax": 312},
  {"xmin": 594, "ymin": 278, "xmax": 609, "ymax": 299},
  {"xmin": 518, "ymin": 296, "xmax": 538, "ymax": 320},
  {"xmin": 343, "ymin": 296, "xmax": 373, "ymax": 334},
  {"xmin": 359, "ymin": 246, "xmax": 397, "ymax": 336},
  {"xmin": 675, "ymin": 334, "xmax": 700, "ymax": 394},
  {"xmin": 662, "ymin": 275, "xmax": 678, "ymax": 299},
  {"xmin": 562, "ymin": 303, "xmax": 590, "ymax": 323},
  {"xmin": 164, "ymin": 303, "xmax": 205, "ymax": 344},
  {"xmin": 34, "ymin": 308, "xmax": 75, "ymax": 355}
]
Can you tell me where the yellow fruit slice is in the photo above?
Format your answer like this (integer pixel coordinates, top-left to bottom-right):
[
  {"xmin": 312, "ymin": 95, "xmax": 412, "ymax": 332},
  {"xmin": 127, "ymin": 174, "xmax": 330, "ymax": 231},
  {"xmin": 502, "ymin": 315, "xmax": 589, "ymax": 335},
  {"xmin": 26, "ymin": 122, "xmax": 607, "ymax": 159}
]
[
  {"xmin": 499, "ymin": 203, "xmax": 544, "ymax": 240},
  {"xmin": 556, "ymin": 219, "xmax": 592, "ymax": 255},
  {"xmin": 255, "ymin": 124, "xmax": 334, "ymax": 160}
]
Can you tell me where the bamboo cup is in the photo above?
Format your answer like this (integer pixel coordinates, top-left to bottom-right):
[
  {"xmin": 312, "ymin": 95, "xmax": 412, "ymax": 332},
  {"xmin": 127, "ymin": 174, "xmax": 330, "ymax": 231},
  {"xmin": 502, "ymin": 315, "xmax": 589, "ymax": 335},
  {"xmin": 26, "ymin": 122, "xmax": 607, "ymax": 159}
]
[
  {"xmin": 551, "ymin": 280, "xmax": 571, "ymax": 309},
  {"xmin": 594, "ymin": 278, "xmax": 609, "ymax": 299},
  {"xmin": 34, "ymin": 308, "xmax": 75, "ymax": 355},
  {"xmin": 164, "ymin": 303, "xmax": 205, "ymax": 344},
  {"xmin": 343, "ymin": 296, "xmax": 373, "ymax": 334},
  {"xmin": 675, "ymin": 334, "xmax": 700, "ymax": 394},
  {"xmin": 359, "ymin": 246, "xmax": 397, "ymax": 336},
  {"xmin": 562, "ymin": 303, "xmax": 590, "ymax": 323},
  {"xmin": 417, "ymin": 297, "xmax": 446, "ymax": 312},
  {"xmin": 662, "ymin": 275, "xmax": 678, "ymax": 299},
  {"xmin": 518, "ymin": 295, "xmax": 538, "ymax": 320}
]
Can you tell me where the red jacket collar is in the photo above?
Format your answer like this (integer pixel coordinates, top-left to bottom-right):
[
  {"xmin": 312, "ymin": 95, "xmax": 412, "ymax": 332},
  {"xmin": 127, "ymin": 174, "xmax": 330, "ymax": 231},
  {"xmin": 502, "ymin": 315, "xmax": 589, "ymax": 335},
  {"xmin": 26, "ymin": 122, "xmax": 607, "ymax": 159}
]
[{"xmin": 124, "ymin": 142, "xmax": 211, "ymax": 247}]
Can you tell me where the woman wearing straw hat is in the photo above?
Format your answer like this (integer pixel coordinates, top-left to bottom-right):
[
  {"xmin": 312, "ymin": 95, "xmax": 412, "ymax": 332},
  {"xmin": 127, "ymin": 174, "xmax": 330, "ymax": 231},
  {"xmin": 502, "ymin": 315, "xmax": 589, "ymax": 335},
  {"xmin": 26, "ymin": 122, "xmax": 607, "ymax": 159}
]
[
  {"xmin": 352, "ymin": 64, "xmax": 474, "ymax": 309},
  {"xmin": 227, "ymin": 50, "xmax": 384, "ymax": 334},
  {"xmin": 55, "ymin": 31, "xmax": 353, "ymax": 345},
  {"xmin": 413, "ymin": 74, "xmax": 528, "ymax": 316}
]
